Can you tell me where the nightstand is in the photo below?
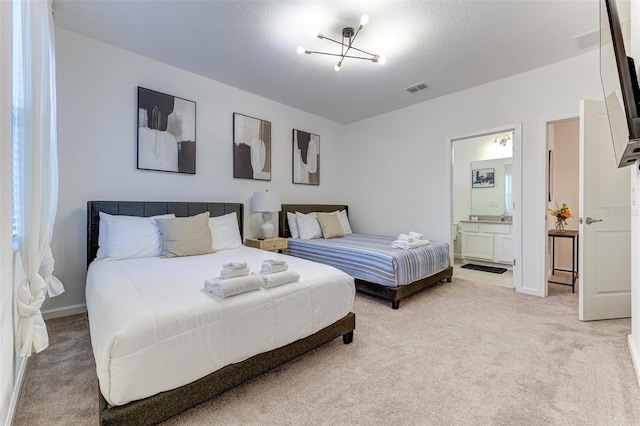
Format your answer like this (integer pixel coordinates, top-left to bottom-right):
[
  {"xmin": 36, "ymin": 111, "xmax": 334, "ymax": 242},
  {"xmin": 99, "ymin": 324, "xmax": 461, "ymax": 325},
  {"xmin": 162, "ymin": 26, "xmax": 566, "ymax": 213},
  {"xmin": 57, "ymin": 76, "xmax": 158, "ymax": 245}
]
[{"xmin": 245, "ymin": 237, "xmax": 288, "ymax": 253}]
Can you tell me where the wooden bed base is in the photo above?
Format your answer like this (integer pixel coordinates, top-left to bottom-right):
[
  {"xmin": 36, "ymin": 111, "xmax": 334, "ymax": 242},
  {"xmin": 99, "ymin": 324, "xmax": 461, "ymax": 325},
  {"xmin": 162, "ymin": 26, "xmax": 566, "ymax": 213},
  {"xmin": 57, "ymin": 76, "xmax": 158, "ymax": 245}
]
[
  {"xmin": 279, "ymin": 203, "xmax": 454, "ymax": 309},
  {"xmin": 98, "ymin": 312, "xmax": 355, "ymax": 426},
  {"xmin": 87, "ymin": 201, "xmax": 356, "ymax": 425}
]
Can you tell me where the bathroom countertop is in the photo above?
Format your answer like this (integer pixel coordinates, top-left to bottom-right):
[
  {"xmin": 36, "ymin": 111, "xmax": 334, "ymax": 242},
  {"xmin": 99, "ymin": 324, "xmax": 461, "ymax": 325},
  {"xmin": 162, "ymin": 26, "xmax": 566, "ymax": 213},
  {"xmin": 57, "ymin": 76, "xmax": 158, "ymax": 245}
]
[{"xmin": 459, "ymin": 220, "xmax": 512, "ymax": 224}]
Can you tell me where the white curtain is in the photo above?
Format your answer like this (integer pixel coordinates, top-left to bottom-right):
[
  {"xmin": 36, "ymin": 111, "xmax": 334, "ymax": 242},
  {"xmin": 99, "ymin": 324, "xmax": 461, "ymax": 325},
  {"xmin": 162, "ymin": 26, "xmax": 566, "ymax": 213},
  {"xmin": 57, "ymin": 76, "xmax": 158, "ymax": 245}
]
[{"xmin": 13, "ymin": 0, "xmax": 65, "ymax": 357}]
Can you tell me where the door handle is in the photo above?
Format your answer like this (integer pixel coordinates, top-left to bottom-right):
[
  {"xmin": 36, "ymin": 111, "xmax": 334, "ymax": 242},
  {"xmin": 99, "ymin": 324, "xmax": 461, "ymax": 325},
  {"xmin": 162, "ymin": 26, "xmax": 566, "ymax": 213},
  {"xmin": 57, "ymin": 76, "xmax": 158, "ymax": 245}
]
[{"xmin": 585, "ymin": 217, "xmax": 603, "ymax": 225}]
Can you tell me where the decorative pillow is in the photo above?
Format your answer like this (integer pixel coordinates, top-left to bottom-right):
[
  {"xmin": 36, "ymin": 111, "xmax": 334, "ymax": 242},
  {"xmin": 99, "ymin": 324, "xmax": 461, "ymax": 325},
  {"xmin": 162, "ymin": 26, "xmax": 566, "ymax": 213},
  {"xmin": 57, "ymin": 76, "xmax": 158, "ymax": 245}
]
[
  {"xmin": 155, "ymin": 212, "xmax": 214, "ymax": 258},
  {"xmin": 97, "ymin": 213, "xmax": 175, "ymax": 260},
  {"xmin": 287, "ymin": 212, "xmax": 299, "ymax": 238},
  {"xmin": 336, "ymin": 209, "xmax": 353, "ymax": 234},
  {"xmin": 296, "ymin": 212, "xmax": 322, "ymax": 240},
  {"xmin": 316, "ymin": 213, "xmax": 346, "ymax": 239},
  {"xmin": 209, "ymin": 212, "xmax": 243, "ymax": 251}
]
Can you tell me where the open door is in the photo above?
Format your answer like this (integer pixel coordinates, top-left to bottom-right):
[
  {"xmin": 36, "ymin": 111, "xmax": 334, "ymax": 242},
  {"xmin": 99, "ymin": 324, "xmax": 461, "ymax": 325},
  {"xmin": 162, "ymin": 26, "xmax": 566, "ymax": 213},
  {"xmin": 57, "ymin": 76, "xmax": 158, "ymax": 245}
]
[{"xmin": 579, "ymin": 100, "xmax": 631, "ymax": 320}]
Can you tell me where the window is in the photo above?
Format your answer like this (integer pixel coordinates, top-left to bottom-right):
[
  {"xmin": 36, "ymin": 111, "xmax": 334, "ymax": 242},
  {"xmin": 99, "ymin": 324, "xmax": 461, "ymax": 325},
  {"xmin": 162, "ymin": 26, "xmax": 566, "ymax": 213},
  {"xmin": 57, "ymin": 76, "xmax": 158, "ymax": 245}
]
[{"xmin": 11, "ymin": 1, "xmax": 22, "ymax": 240}]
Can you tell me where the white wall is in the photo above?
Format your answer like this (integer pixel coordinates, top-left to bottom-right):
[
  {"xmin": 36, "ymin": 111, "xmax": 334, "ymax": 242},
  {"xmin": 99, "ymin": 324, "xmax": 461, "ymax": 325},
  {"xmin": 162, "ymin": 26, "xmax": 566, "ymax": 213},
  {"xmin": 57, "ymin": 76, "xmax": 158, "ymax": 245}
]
[
  {"xmin": 0, "ymin": 2, "xmax": 14, "ymax": 422},
  {"xmin": 628, "ymin": 0, "xmax": 640, "ymax": 386},
  {"xmin": 44, "ymin": 28, "xmax": 348, "ymax": 314},
  {"xmin": 344, "ymin": 50, "xmax": 604, "ymax": 296}
]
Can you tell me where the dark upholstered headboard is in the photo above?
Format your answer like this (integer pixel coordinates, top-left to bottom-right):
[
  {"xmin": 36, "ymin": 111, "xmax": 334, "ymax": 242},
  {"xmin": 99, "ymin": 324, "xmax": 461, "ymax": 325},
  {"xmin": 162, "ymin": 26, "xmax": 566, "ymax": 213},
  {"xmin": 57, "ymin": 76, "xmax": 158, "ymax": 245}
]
[
  {"xmin": 87, "ymin": 201, "xmax": 243, "ymax": 267},
  {"xmin": 278, "ymin": 204, "xmax": 348, "ymax": 238}
]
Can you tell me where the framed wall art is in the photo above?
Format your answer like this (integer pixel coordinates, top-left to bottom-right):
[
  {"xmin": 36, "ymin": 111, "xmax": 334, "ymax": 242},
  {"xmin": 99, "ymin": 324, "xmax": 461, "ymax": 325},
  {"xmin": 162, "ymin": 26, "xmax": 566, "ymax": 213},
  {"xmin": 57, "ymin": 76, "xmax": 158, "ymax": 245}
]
[
  {"xmin": 292, "ymin": 129, "xmax": 320, "ymax": 185},
  {"xmin": 137, "ymin": 86, "xmax": 196, "ymax": 174},
  {"xmin": 472, "ymin": 168, "xmax": 495, "ymax": 188},
  {"xmin": 233, "ymin": 113, "xmax": 271, "ymax": 181}
]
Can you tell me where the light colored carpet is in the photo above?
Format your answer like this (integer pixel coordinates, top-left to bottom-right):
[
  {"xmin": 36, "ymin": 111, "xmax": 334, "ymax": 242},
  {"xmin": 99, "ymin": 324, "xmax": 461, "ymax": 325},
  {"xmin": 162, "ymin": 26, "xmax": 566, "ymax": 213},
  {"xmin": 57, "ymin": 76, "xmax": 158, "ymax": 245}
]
[{"xmin": 13, "ymin": 278, "xmax": 640, "ymax": 425}]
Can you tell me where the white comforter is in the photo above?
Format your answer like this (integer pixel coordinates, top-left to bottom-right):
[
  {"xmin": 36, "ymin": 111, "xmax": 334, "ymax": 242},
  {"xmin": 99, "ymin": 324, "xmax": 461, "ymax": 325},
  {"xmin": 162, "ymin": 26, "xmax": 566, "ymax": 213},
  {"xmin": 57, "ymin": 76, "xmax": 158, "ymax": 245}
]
[{"xmin": 86, "ymin": 246, "xmax": 355, "ymax": 406}]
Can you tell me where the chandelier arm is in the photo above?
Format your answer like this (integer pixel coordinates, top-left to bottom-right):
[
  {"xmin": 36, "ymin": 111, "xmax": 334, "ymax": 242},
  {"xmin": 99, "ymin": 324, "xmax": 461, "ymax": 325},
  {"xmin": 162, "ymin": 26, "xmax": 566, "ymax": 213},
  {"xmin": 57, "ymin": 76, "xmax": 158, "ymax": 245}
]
[
  {"xmin": 305, "ymin": 51, "xmax": 377, "ymax": 61},
  {"xmin": 344, "ymin": 45, "xmax": 377, "ymax": 57},
  {"xmin": 320, "ymin": 35, "xmax": 350, "ymax": 47},
  {"xmin": 316, "ymin": 34, "xmax": 377, "ymax": 58}
]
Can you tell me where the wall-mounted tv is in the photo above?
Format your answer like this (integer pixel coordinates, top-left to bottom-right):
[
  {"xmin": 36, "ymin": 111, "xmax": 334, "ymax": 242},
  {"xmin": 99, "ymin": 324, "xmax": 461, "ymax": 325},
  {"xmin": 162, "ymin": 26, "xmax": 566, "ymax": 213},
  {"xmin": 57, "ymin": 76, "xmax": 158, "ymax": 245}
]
[{"xmin": 600, "ymin": 0, "xmax": 640, "ymax": 168}]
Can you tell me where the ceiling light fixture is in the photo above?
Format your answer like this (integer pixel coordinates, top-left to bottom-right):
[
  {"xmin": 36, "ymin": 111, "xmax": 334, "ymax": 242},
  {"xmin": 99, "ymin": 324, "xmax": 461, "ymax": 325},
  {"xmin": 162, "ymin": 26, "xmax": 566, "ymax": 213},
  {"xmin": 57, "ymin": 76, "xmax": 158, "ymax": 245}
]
[
  {"xmin": 494, "ymin": 134, "xmax": 512, "ymax": 146},
  {"xmin": 297, "ymin": 15, "xmax": 385, "ymax": 71}
]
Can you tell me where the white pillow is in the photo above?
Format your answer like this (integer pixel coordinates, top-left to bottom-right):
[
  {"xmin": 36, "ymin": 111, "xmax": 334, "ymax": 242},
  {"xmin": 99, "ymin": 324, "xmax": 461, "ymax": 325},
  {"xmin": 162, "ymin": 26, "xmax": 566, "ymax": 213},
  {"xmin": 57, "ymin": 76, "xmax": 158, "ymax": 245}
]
[
  {"xmin": 287, "ymin": 212, "xmax": 299, "ymax": 238},
  {"xmin": 209, "ymin": 212, "xmax": 243, "ymax": 251},
  {"xmin": 97, "ymin": 212, "xmax": 175, "ymax": 260},
  {"xmin": 336, "ymin": 209, "xmax": 353, "ymax": 234},
  {"xmin": 296, "ymin": 212, "xmax": 322, "ymax": 240}
]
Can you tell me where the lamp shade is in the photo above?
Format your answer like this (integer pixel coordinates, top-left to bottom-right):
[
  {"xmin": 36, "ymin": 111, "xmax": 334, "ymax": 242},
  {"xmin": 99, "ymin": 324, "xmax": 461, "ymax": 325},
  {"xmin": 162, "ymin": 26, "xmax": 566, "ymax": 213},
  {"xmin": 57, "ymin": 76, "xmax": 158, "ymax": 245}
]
[{"xmin": 252, "ymin": 191, "xmax": 281, "ymax": 212}]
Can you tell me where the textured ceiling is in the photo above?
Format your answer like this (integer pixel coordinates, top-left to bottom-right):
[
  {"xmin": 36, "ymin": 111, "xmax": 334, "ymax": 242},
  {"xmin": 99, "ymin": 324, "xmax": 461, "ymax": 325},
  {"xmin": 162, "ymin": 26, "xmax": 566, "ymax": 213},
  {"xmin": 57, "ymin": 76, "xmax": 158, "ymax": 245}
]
[{"xmin": 52, "ymin": 0, "xmax": 616, "ymax": 124}]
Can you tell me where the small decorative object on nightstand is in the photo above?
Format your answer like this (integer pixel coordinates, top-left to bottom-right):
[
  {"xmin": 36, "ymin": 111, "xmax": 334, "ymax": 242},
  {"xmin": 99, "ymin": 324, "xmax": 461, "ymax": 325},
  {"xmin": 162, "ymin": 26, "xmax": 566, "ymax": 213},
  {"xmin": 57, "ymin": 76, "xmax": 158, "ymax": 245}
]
[
  {"xmin": 252, "ymin": 190, "xmax": 282, "ymax": 239},
  {"xmin": 245, "ymin": 237, "xmax": 288, "ymax": 253}
]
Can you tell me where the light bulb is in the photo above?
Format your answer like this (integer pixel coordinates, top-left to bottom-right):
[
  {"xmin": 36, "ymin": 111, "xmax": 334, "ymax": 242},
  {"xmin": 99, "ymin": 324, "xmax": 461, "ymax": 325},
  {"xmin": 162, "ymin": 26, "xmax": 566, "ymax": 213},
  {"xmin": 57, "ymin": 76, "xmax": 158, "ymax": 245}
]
[
  {"xmin": 378, "ymin": 55, "xmax": 386, "ymax": 65},
  {"xmin": 296, "ymin": 46, "xmax": 305, "ymax": 55},
  {"xmin": 335, "ymin": 62, "xmax": 342, "ymax": 71},
  {"xmin": 360, "ymin": 15, "xmax": 369, "ymax": 26}
]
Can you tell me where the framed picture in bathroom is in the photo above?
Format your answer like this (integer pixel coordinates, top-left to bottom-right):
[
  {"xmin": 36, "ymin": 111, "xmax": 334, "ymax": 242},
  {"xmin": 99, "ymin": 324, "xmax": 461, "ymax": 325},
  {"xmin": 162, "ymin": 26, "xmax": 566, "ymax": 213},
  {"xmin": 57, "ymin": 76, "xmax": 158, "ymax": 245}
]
[
  {"xmin": 137, "ymin": 86, "xmax": 196, "ymax": 174},
  {"xmin": 292, "ymin": 129, "xmax": 320, "ymax": 185},
  {"xmin": 472, "ymin": 168, "xmax": 494, "ymax": 188},
  {"xmin": 233, "ymin": 113, "xmax": 272, "ymax": 181}
]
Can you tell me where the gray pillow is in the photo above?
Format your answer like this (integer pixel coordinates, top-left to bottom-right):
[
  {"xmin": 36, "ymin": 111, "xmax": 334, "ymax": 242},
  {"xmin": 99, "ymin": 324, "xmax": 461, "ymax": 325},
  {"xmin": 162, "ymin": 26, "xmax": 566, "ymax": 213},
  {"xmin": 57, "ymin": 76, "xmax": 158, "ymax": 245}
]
[{"xmin": 155, "ymin": 212, "xmax": 214, "ymax": 257}]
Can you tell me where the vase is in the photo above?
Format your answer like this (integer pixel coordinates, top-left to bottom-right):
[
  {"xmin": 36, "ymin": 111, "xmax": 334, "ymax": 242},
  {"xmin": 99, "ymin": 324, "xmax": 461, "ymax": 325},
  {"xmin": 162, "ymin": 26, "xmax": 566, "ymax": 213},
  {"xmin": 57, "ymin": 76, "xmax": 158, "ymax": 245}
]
[{"xmin": 555, "ymin": 220, "xmax": 565, "ymax": 233}]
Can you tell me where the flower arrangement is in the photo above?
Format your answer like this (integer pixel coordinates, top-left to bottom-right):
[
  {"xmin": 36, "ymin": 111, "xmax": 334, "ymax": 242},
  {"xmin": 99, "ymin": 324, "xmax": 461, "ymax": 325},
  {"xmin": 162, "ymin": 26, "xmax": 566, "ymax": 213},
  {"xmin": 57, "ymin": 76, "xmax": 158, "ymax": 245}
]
[{"xmin": 549, "ymin": 202, "xmax": 572, "ymax": 232}]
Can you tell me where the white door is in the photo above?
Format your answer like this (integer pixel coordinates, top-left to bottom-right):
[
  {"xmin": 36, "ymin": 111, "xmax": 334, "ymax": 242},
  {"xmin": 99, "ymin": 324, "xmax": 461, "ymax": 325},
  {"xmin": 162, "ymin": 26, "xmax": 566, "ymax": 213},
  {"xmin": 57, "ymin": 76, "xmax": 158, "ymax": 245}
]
[{"xmin": 579, "ymin": 100, "xmax": 631, "ymax": 321}]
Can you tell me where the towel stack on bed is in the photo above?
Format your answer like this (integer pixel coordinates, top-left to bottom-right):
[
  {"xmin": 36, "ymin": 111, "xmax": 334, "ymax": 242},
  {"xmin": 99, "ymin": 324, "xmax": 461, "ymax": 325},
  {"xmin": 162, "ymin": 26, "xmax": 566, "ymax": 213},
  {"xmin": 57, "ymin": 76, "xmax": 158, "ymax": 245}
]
[
  {"xmin": 391, "ymin": 231, "xmax": 431, "ymax": 249},
  {"xmin": 204, "ymin": 260, "xmax": 301, "ymax": 297},
  {"xmin": 260, "ymin": 259, "xmax": 300, "ymax": 288},
  {"xmin": 204, "ymin": 262, "xmax": 262, "ymax": 298}
]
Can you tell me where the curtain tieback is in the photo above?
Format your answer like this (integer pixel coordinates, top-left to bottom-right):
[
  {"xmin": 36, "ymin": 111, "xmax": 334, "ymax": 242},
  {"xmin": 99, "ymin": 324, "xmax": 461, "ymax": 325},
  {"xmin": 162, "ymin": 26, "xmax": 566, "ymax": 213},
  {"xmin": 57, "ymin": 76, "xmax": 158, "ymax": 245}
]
[
  {"xmin": 40, "ymin": 247, "xmax": 65, "ymax": 297},
  {"xmin": 16, "ymin": 275, "xmax": 46, "ymax": 318},
  {"xmin": 15, "ymin": 275, "xmax": 49, "ymax": 356}
]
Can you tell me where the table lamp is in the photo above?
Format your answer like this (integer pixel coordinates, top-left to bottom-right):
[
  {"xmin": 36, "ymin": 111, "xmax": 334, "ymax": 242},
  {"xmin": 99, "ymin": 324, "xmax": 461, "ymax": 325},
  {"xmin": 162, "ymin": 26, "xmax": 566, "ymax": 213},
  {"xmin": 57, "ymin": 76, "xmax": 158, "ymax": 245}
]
[{"xmin": 252, "ymin": 191, "xmax": 281, "ymax": 239}]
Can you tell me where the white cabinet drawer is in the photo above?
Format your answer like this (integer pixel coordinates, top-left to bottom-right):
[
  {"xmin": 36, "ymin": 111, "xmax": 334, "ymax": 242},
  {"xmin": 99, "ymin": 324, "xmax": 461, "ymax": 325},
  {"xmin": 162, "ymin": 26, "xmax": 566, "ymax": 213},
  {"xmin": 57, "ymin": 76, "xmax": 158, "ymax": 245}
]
[
  {"xmin": 479, "ymin": 223, "xmax": 511, "ymax": 234},
  {"xmin": 459, "ymin": 222, "xmax": 480, "ymax": 232}
]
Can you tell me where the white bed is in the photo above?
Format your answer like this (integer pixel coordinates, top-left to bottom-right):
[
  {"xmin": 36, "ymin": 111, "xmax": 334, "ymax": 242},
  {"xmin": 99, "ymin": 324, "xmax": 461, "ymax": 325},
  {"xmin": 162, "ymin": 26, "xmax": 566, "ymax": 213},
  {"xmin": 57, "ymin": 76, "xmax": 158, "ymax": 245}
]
[
  {"xmin": 87, "ymin": 246, "xmax": 355, "ymax": 406},
  {"xmin": 85, "ymin": 201, "xmax": 356, "ymax": 424}
]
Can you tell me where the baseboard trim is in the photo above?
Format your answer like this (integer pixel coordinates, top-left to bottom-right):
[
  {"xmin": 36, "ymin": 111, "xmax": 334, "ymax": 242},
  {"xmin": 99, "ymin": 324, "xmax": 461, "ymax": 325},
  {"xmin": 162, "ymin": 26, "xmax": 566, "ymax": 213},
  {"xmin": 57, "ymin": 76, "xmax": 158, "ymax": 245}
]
[
  {"xmin": 5, "ymin": 355, "xmax": 27, "ymax": 426},
  {"xmin": 42, "ymin": 304, "xmax": 86, "ymax": 320},
  {"xmin": 628, "ymin": 334, "xmax": 640, "ymax": 387}
]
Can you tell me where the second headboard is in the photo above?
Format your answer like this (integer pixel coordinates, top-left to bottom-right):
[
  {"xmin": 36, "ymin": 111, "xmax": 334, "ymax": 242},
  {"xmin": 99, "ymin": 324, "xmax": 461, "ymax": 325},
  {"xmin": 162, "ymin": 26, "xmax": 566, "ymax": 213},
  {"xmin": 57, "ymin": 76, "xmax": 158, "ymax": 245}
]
[{"xmin": 279, "ymin": 204, "xmax": 348, "ymax": 238}]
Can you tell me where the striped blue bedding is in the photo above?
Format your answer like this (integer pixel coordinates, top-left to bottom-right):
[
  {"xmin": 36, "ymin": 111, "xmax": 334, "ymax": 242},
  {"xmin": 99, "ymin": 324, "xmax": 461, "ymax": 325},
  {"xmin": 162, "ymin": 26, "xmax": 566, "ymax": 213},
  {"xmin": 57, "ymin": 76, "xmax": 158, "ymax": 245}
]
[{"xmin": 287, "ymin": 234, "xmax": 450, "ymax": 288}]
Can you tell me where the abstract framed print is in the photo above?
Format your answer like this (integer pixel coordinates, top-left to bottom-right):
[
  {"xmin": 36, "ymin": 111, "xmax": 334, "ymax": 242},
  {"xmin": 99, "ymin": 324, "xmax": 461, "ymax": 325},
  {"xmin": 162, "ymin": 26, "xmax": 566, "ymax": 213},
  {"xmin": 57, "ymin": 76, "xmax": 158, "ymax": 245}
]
[
  {"xmin": 233, "ymin": 113, "xmax": 271, "ymax": 181},
  {"xmin": 137, "ymin": 87, "xmax": 196, "ymax": 174},
  {"xmin": 292, "ymin": 129, "xmax": 319, "ymax": 185}
]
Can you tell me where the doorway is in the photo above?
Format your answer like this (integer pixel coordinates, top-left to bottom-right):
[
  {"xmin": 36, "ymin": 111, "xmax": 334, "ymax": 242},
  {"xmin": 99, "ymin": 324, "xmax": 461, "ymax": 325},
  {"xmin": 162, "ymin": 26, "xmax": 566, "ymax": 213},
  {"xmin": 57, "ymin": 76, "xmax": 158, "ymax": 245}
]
[
  {"xmin": 450, "ymin": 125, "xmax": 522, "ymax": 292},
  {"xmin": 545, "ymin": 118, "xmax": 580, "ymax": 297}
]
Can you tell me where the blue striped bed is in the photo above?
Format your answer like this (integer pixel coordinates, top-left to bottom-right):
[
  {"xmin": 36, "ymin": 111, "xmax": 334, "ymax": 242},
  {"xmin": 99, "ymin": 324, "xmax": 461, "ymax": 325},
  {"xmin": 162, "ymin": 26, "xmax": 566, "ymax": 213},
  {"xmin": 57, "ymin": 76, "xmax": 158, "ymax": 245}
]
[{"xmin": 287, "ymin": 234, "xmax": 450, "ymax": 288}]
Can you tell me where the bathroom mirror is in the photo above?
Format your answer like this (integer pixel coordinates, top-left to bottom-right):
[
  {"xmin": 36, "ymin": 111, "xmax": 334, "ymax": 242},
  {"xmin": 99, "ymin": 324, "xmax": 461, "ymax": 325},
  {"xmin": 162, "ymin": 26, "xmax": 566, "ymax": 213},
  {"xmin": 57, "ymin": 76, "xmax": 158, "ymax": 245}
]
[{"xmin": 471, "ymin": 157, "xmax": 512, "ymax": 216}]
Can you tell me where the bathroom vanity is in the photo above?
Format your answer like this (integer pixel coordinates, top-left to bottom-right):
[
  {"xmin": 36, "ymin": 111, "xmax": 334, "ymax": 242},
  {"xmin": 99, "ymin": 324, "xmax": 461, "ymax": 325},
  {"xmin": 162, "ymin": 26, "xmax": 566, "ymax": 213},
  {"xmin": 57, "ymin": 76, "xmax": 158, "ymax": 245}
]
[{"xmin": 460, "ymin": 220, "xmax": 513, "ymax": 266}]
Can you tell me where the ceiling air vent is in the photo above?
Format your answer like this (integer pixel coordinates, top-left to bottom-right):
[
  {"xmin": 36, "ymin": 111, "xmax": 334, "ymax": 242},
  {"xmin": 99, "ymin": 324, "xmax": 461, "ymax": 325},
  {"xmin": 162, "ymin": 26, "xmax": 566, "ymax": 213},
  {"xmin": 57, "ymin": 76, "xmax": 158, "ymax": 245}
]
[{"xmin": 405, "ymin": 82, "xmax": 429, "ymax": 94}]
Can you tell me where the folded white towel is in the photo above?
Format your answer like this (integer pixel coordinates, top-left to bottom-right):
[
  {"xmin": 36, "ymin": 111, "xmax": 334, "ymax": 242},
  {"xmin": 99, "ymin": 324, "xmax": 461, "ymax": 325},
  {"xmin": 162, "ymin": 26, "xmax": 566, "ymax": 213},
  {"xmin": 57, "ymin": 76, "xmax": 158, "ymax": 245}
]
[
  {"xmin": 397, "ymin": 233, "xmax": 414, "ymax": 242},
  {"xmin": 222, "ymin": 261, "xmax": 248, "ymax": 270},
  {"xmin": 263, "ymin": 259, "xmax": 287, "ymax": 265},
  {"xmin": 261, "ymin": 262, "xmax": 289, "ymax": 274},
  {"xmin": 391, "ymin": 239, "xmax": 431, "ymax": 249},
  {"xmin": 408, "ymin": 231, "xmax": 424, "ymax": 240},
  {"xmin": 204, "ymin": 274, "xmax": 264, "ymax": 298},
  {"xmin": 261, "ymin": 270, "xmax": 301, "ymax": 288},
  {"xmin": 220, "ymin": 266, "xmax": 250, "ymax": 279}
]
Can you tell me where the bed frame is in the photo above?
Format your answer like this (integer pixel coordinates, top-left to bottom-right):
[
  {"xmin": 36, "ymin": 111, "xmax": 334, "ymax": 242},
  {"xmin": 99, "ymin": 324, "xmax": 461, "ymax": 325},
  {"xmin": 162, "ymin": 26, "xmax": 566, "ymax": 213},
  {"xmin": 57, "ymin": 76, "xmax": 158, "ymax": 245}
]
[
  {"xmin": 279, "ymin": 204, "xmax": 453, "ymax": 309},
  {"xmin": 87, "ymin": 201, "xmax": 355, "ymax": 425}
]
